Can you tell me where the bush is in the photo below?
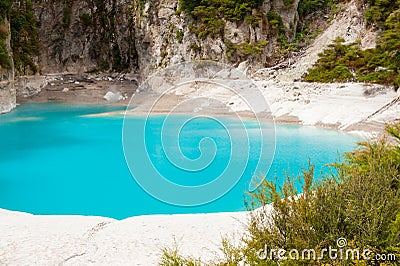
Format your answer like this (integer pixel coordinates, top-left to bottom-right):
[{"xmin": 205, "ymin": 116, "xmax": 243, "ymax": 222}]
[
  {"xmin": 225, "ymin": 40, "xmax": 268, "ymax": 62},
  {"xmin": 365, "ymin": 0, "xmax": 400, "ymax": 27},
  {"xmin": 79, "ymin": 13, "xmax": 91, "ymax": 26},
  {"xmin": 160, "ymin": 123, "xmax": 400, "ymax": 265},
  {"xmin": 176, "ymin": 29, "xmax": 184, "ymax": 43},
  {"xmin": 298, "ymin": 0, "xmax": 336, "ymax": 17},
  {"xmin": 10, "ymin": 0, "xmax": 40, "ymax": 75},
  {"xmin": 304, "ymin": 37, "xmax": 399, "ymax": 85},
  {"xmin": 182, "ymin": 0, "xmax": 264, "ymax": 39},
  {"xmin": 0, "ymin": 0, "xmax": 11, "ymax": 21}
]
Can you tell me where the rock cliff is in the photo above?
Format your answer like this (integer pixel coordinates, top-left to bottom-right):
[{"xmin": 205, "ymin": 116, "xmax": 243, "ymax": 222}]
[
  {"xmin": 0, "ymin": 16, "xmax": 15, "ymax": 114},
  {"xmin": 32, "ymin": 0, "xmax": 300, "ymax": 75},
  {"xmin": 34, "ymin": 0, "xmax": 137, "ymax": 74},
  {"xmin": 132, "ymin": 0, "xmax": 299, "ymax": 75},
  {"xmin": 0, "ymin": 0, "xmax": 303, "ymax": 112}
]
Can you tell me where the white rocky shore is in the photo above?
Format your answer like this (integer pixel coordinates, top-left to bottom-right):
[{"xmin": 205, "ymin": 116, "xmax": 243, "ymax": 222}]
[{"xmin": 0, "ymin": 208, "xmax": 248, "ymax": 265}]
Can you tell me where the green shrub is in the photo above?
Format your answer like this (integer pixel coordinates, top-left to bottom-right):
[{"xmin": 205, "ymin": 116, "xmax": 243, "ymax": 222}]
[
  {"xmin": 283, "ymin": 0, "xmax": 295, "ymax": 7},
  {"xmin": 10, "ymin": 0, "xmax": 40, "ymax": 74},
  {"xmin": 79, "ymin": 13, "xmax": 91, "ymax": 26},
  {"xmin": 160, "ymin": 123, "xmax": 400, "ymax": 265},
  {"xmin": 179, "ymin": 0, "xmax": 202, "ymax": 13},
  {"xmin": 176, "ymin": 29, "xmax": 184, "ymax": 43},
  {"xmin": 190, "ymin": 43, "xmax": 201, "ymax": 53},
  {"xmin": 160, "ymin": 244, "xmax": 201, "ymax": 266},
  {"xmin": 0, "ymin": 0, "xmax": 11, "ymax": 21},
  {"xmin": 225, "ymin": 40, "xmax": 268, "ymax": 62},
  {"xmin": 365, "ymin": 0, "xmax": 400, "ymax": 27},
  {"xmin": 244, "ymin": 14, "xmax": 262, "ymax": 27},
  {"xmin": 0, "ymin": 0, "xmax": 11, "ymax": 69},
  {"xmin": 182, "ymin": 0, "xmax": 264, "ymax": 39},
  {"xmin": 298, "ymin": 0, "xmax": 336, "ymax": 17},
  {"xmin": 267, "ymin": 10, "xmax": 284, "ymax": 32},
  {"xmin": 0, "ymin": 51, "xmax": 10, "ymax": 69},
  {"xmin": 304, "ymin": 36, "xmax": 399, "ymax": 86}
]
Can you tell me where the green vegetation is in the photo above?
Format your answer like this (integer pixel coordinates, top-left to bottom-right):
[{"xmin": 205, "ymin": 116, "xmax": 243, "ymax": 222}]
[
  {"xmin": 0, "ymin": 1, "xmax": 11, "ymax": 21},
  {"xmin": 305, "ymin": 2, "xmax": 400, "ymax": 89},
  {"xmin": 86, "ymin": 0, "xmax": 133, "ymax": 72},
  {"xmin": 160, "ymin": 123, "xmax": 400, "ymax": 265},
  {"xmin": 0, "ymin": 0, "xmax": 11, "ymax": 70},
  {"xmin": 176, "ymin": 29, "xmax": 184, "ymax": 43},
  {"xmin": 226, "ymin": 40, "xmax": 268, "ymax": 62},
  {"xmin": 267, "ymin": 10, "xmax": 285, "ymax": 34},
  {"xmin": 62, "ymin": 0, "xmax": 75, "ymax": 29},
  {"xmin": 298, "ymin": 0, "xmax": 338, "ymax": 17},
  {"xmin": 0, "ymin": 0, "xmax": 40, "ymax": 73},
  {"xmin": 180, "ymin": 0, "xmax": 264, "ymax": 39},
  {"xmin": 10, "ymin": 0, "xmax": 39, "ymax": 74},
  {"xmin": 79, "ymin": 13, "xmax": 91, "ymax": 26},
  {"xmin": 366, "ymin": 0, "xmax": 400, "ymax": 27},
  {"xmin": 304, "ymin": 37, "xmax": 398, "ymax": 84},
  {"xmin": 0, "ymin": 22, "xmax": 10, "ymax": 69}
]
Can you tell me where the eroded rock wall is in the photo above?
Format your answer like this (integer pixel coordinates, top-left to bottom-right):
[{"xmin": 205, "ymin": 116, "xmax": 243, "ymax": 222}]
[
  {"xmin": 0, "ymin": 17, "xmax": 15, "ymax": 114},
  {"xmin": 132, "ymin": 0, "xmax": 300, "ymax": 76},
  {"xmin": 31, "ymin": 0, "xmax": 300, "ymax": 76},
  {"xmin": 33, "ymin": 0, "xmax": 137, "ymax": 74}
]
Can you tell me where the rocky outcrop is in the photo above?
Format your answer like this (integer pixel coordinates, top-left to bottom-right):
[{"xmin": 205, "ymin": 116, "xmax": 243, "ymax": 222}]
[
  {"xmin": 30, "ymin": 0, "xmax": 300, "ymax": 76},
  {"xmin": 34, "ymin": 0, "xmax": 137, "ymax": 74},
  {"xmin": 132, "ymin": 0, "xmax": 300, "ymax": 76},
  {"xmin": 0, "ymin": 17, "xmax": 15, "ymax": 114}
]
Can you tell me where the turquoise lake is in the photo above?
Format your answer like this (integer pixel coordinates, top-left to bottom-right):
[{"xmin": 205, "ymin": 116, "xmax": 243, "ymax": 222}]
[{"xmin": 0, "ymin": 103, "xmax": 360, "ymax": 219}]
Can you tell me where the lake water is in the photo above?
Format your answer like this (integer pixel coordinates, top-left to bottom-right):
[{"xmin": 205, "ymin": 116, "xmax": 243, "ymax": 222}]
[{"xmin": 0, "ymin": 103, "xmax": 359, "ymax": 219}]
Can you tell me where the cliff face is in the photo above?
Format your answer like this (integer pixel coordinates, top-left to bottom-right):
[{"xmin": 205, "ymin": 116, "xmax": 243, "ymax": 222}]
[
  {"xmin": 34, "ymin": 0, "xmax": 137, "ymax": 73},
  {"xmin": 31, "ymin": 0, "xmax": 300, "ymax": 75},
  {"xmin": 132, "ymin": 0, "xmax": 300, "ymax": 75},
  {"xmin": 0, "ymin": 17, "xmax": 15, "ymax": 114},
  {"xmin": 1, "ymin": 0, "xmax": 302, "ymax": 113}
]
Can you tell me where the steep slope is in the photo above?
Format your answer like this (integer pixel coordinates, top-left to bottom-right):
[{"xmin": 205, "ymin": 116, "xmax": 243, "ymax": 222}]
[
  {"xmin": 34, "ymin": 0, "xmax": 137, "ymax": 74},
  {"xmin": 271, "ymin": 0, "xmax": 375, "ymax": 82},
  {"xmin": 30, "ymin": 0, "xmax": 301, "ymax": 75},
  {"xmin": 0, "ymin": 16, "xmax": 15, "ymax": 114}
]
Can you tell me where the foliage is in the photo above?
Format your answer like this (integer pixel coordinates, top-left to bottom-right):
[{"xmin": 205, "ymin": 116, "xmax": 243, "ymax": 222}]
[
  {"xmin": 283, "ymin": 0, "xmax": 295, "ymax": 7},
  {"xmin": 305, "ymin": 1, "xmax": 400, "ymax": 88},
  {"xmin": 0, "ymin": 23, "xmax": 10, "ymax": 69},
  {"xmin": 160, "ymin": 123, "xmax": 400, "ymax": 265},
  {"xmin": 380, "ymin": 9, "xmax": 400, "ymax": 76},
  {"xmin": 179, "ymin": 0, "xmax": 202, "ymax": 13},
  {"xmin": 176, "ymin": 29, "xmax": 184, "ymax": 43},
  {"xmin": 159, "ymin": 244, "xmax": 201, "ymax": 266},
  {"xmin": 10, "ymin": 0, "xmax": 40, "ymax": 74},
  {"xmin": 366, "ymin": 0, "xmax": 400, "ymax": 27},
  {"xmin": 267, "ymin": 10, "xmax": 284, "ymax": 33},
  {"xmin": 294, "ymin": 0, "xmax": 340, "ymax": 58},
  {"xmin": 189, "ymin": 5, "xmax": 224, "ymax": 39},
  {"xmin": 304, "ymin": 37, "xmax": 399, "ymax": 86},
  {"xmin": 79, "ymin": 13, "xmax": 91, "ymax": 26},
  {"xmin": 0, "ymin": 0, "xmax": 11, "ymax": 21},
  {"xmin": 0, "ymin": 0, "xmax": 11, "ymax": 69},
  {"xmin": 226, "ymin": 40, "xmax": 268, "ymax": 62},
  {"xmin": 298, "ymin": 0, "xmax": 337, "ymax": 17},
  {"xmin": 62, "ymin": 0, "xmax": 74, "ymax": 29},
  {"xmin": 181, "ymin": 0, "xmax": 264, "ymax": 39}
]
